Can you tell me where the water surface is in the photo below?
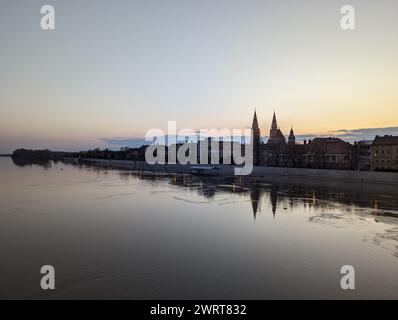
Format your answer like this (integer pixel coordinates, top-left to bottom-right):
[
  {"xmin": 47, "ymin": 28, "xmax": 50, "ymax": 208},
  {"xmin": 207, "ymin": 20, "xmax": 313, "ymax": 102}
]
[{"xmin": 1, "ymin": 157, "xmax": 398, "ymax": 299}]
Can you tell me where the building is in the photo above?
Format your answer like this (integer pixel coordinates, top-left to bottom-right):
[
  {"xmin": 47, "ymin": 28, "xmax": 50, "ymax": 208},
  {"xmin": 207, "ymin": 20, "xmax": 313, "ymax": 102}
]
[
  {"xmin": 255, "ymin": 110, "xmax": 356, "ymax": 170},
  {"xmin": 287, "ymin": 127, "xmax": 296, "ymax": 145},
  {"xmin": 268, "ymin": 112, "xmax": 286, "ymax": 144},
  {"xmin": 352, "ymin": 140, "xmax": 372, "ymax": 171},
  {"xmin": 262, "ymin": 111, "xmax": 287, "ymax": 167},
  {"xmin": 371, "ymin": 135, "xmax": 398, "ymax": 172},
  {"xmin": 251, "ymin": 110, "xmax": 261, "ymax": 166},
  {"xmin": 301, "ymin": 138, "xmax": 353, "ymax": 170}
]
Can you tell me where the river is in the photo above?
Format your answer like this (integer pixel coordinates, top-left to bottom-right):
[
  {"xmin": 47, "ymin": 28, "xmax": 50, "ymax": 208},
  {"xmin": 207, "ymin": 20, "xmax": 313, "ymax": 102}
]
[{"xmin": 0, "ymin": 157, "xmax": 397, "ymax": 299}]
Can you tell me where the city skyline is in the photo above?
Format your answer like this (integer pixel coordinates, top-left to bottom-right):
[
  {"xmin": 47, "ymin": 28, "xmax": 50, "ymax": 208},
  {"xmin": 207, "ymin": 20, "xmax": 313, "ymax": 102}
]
[
  {"xmin": 1, "ymin": 0, "xmax": 398, "ymax": 153},
  {"xmin": 2, "ymin": 112, "xmax": 398, "ymax": 153}
]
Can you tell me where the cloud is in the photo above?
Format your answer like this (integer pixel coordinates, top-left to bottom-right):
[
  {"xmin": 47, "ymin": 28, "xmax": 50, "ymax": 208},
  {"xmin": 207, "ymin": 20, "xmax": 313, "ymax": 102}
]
[
  {"xmin": 329, "ymin": 126, "xmax": 398, "ymax": 142},
  {"xmin": 100, "ymin": 137, "xmax": 149, "ymax": 148},
  {"xmin": 296, "ymin": 127, "xmax": 398, "ymax": 142},
  {"xmin": 102, "ymin": 126, "xmax": 398, "ymax": 149},
  {"xmin": 265, "ymin": 126, "xmax": 398, "ymax": 143},
  {"xmin": 101, "ymin": 134, "xmax": 252, "ymax": 149}
]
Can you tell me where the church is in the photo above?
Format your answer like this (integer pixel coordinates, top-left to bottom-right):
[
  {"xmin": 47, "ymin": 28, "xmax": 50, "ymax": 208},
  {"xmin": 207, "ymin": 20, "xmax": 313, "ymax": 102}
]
[
  {"xmin": 251, "ymin": 110, "xmax": 296, "ymax": 166},
  {"xmin": 251, "ymin": 110, "xmax": 353, "ymax": 170}
]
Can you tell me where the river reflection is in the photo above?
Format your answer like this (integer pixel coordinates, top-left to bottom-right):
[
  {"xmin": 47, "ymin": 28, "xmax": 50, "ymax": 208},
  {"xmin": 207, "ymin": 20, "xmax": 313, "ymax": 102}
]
[
  {"xmin": 114, "ymin": 167, "xmax": 398, "ymax": 262},
  {"xmin": 1, "ymin": 157, "xmax": 398, "ymax": 299},
  {"xmin": 116, "ymin": 165, "xmax": 398, "ymax": 260},
  {"xmin": 11, "ymin": 157, "xmax": 53, "ymax": 169},
  {"xmin": 114, "ymin": 168, "xmax": 398, "ymax": 221}
]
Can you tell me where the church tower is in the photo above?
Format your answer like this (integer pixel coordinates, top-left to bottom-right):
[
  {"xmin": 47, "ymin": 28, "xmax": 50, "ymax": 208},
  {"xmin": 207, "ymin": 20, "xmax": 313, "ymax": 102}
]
[
  {"xmin": 268, "ymin": 110, "xmax": 286, "ymax": 144},
  {"xmin": 252, "ymin": 110, "xmax": 261, "ymax": 166},
  {"xmin": 288, "ymin": 126, "xmax": 296, "ymax": 145},
  {"xmin": 271, "ymin": 111, "xmax": 278, "ymax": 133}
]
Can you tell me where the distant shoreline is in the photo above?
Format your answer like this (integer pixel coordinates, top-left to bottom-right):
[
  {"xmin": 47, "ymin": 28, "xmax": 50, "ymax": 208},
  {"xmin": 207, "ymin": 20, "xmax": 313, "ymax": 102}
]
[{"xmin": 0, "ymin": 154, "xmax": 11, "ymax": 157}]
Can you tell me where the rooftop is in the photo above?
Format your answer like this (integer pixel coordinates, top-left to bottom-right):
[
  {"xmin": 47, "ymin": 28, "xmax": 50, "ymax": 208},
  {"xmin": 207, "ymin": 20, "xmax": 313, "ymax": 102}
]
[{"xmin": 372, "ymin": 135, "xmax": 398, "ymax": 146}]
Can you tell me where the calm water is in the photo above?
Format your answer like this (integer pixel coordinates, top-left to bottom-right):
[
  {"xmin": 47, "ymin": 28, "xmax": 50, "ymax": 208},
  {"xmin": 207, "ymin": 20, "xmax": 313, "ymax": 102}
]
[{"xmin": 0, "ymin": 157, "xmax": 398, "ymax": 299}]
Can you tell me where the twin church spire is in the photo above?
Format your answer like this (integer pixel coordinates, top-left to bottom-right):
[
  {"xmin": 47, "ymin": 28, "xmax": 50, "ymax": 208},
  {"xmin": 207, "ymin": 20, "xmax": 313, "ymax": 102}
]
[
  {"xmin": 251, "ymin": 110, "xmax": 261, "ymax": 165},
  {"xmin": 251, "ymin": 109, "xmax": 296, "ymax": 147},
  {"xmin": 251, "ymin": 110, "xmax": 260, "ymax": 136},
  {"xmin": 271, "ymin": 111, "xmax": 278, "ymax": 132}
]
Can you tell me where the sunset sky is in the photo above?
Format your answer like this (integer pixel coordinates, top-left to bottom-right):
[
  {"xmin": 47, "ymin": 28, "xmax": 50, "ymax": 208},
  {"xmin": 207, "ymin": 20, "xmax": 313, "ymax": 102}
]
[{"xmin": 1, "ymin": 0, "xmax": 398, "ymax": 153}]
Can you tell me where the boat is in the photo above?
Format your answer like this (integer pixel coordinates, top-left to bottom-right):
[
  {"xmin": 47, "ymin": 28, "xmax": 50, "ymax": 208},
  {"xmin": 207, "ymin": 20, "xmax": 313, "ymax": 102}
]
[{"xmin": 190, "ymin": 165, "xmax": 220, "ymax": 176}]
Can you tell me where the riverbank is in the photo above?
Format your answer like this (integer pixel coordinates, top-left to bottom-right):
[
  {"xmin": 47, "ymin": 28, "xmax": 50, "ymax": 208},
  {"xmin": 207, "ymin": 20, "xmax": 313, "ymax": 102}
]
[{"xmin": 75, "ymin": 158, "xmax": 398, "ymax": 186}]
